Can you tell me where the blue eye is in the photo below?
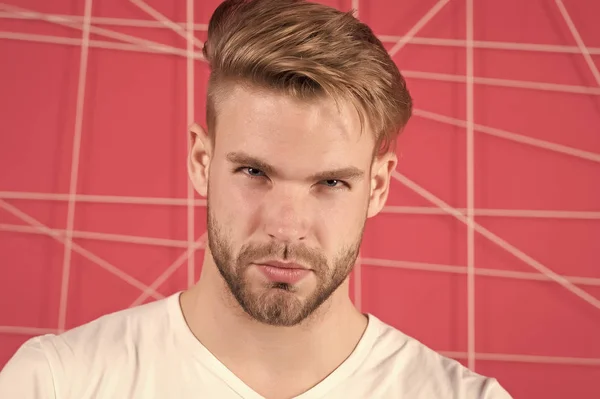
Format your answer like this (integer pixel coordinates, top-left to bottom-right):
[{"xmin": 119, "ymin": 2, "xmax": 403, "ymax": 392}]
[
  {"xmin": 243, "ymin": 167, "xmax": 265, "ymax": 177},
  {"xmin": 321, "ymin": 179, "xmax": 349, "ymax": 189}
]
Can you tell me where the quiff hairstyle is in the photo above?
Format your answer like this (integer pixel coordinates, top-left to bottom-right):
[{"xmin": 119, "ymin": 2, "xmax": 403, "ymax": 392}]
[{"xmin": 203, "ymin": 0, "xmax": 412, "ymax": 154}]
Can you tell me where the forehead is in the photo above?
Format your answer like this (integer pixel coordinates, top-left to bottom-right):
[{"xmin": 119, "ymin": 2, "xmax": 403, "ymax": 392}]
[{"xmin": 212, "ymin": 85, "xmax": 375, "ymax": 167}]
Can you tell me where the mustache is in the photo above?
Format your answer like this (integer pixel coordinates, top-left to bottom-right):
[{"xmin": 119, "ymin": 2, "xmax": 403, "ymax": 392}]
[{"xmin": 237, "ymin": 241, "xmax": 328, "ymax": 273}]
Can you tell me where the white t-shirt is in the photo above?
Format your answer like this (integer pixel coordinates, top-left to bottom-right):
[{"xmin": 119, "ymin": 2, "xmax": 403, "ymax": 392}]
[{"xmin": 0, "ymin": 292, "xmax": 512, "ymax": 398}]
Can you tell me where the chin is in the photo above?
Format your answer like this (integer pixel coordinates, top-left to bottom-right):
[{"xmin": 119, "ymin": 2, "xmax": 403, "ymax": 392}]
[{"xmin": 238, "ymin": 282, "xmax": 311, "ymax": 326}]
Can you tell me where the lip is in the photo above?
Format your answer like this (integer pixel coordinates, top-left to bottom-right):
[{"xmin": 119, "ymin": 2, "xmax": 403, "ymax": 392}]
[
  {"xmin": 255, "ymin": 260, "xmax": 310, "ymax": 270},
  {"xmin": 253, "ymin": 260, "xmax": 312, "ymax": 285}
]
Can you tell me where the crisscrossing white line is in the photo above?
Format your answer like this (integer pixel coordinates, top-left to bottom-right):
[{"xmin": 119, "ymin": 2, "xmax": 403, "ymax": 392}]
[{"xmin": 0, "ymin": 1, "xmax": 597, "ymax": 381}]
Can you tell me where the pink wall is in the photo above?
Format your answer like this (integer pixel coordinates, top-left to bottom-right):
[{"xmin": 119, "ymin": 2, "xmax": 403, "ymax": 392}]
[{"xmin": 1, "ymin": 0, "xmax": 600, "ymax": 397}]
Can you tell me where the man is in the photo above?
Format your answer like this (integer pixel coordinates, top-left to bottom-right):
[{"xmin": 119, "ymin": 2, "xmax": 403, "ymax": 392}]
[{"xmin": 0, "ymin": 0, "xmax": 512, "ymax": 398}]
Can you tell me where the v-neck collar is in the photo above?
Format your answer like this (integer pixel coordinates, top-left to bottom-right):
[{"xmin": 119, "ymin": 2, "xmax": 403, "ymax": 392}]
[{"xmin": 169, "ymin": 292, "xmax": 381, "ymax": 399}]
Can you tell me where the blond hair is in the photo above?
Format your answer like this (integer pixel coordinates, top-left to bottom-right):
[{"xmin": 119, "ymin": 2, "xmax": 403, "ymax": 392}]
[{"xmin": 203, "ymin": 0, "xmax": 412, "ymax": 154}]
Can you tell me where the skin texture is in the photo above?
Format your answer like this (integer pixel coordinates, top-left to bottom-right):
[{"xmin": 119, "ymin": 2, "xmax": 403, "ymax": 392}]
[{"xmin": 183, "ymin": 84, "xmax": 397, "ymax": 398}]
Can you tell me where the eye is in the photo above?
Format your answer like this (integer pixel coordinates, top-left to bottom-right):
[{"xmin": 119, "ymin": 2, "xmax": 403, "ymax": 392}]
[
  {"xmin": 241, "ymin": 167, "xmax": 266, "ymax": 177},
  {"xmin": 320, "ymin": 179, "xmax": 348, "ymax": 189}
]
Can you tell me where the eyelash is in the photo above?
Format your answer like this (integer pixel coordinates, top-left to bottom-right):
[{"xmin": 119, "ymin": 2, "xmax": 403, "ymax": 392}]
[
  {"xmin": 236, "ymin": 167, "xmax": 349, "ymax": 190},
  {"xmin": 237, "ymin": 167, "xmax": 265, "ymax": 178}
]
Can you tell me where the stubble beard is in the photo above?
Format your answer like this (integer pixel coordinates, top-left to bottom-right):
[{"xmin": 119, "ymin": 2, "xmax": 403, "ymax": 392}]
[{"xmin": 206, "ymin": 206, "xmax": 364, "ymax": 327}]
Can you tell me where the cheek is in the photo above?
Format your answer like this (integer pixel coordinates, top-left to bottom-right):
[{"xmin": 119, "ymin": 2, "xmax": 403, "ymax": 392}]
[
  {"xmin": 210, "ymin": 176, "xmax": 262, "ymax": 237},
  {"xmin": 314, "ymin": 191, "xmax": 369, "ymax": 246}
]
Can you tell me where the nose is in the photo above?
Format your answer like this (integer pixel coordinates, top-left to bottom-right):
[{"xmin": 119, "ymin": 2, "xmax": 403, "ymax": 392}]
[{"xmin": 262, "ymin": 186, "xmax": 309, "ymax": 242}]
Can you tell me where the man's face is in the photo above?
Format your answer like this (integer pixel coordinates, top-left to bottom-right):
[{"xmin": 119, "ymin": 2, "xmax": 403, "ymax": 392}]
[{"xmin": 204, "ymin": 85, "xmax": 378, "ymax": 327}]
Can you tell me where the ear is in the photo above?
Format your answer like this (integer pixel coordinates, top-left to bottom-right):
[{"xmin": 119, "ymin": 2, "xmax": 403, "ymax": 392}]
[
  {"xmin": 188, "ymin": 122, "xmax": 212, "ymax": 197},
  {"xmin": 367, "ymin": 152, "xmax": 397, "ymax": 218}
]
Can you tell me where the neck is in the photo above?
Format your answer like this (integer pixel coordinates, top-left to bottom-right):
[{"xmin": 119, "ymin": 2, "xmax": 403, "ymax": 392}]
[{"xmin": 180, "ymin": 250, "xmax": 367, "ymax": 396}]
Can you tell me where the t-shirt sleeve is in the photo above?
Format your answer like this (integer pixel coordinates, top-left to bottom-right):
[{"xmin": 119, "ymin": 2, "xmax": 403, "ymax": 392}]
[{"xmin": 0, "ymin": 338, "xmax": 56, "ymax": 399}]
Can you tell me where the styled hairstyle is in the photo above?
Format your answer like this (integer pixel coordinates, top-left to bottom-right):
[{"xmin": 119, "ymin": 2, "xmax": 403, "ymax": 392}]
[{"xmin": 203, "ymin": 0, "xmax": 412, "ymax": 154}]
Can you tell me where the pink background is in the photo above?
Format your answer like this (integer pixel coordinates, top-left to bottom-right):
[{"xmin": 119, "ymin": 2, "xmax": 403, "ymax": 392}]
[{"xmin": 1, "ymin": 0, "xmax": 600, "ymax": 397}]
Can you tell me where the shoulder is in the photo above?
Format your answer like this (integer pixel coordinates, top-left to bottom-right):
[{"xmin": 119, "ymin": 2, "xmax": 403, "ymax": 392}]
[
  {"xmin": 0, "ymin": 336, "xmax": 56, "ymax": 398},
  {"xmin": 55, "ymin": 293, "xmax": 178, "ymax": 354},
  {"xmin": 0, "ymin": 294, "xmax": 180, "ymax": 398},
  {"xmin": 366, "ymin": 315, "xmax": 513, "ymax": 398},
  {"xmin": 40, "ymin": 293, "xmax": 177, "ymax": 367}
]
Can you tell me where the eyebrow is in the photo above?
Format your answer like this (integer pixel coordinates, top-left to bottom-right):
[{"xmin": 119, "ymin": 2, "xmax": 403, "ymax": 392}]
[
  {"xmin": 226, "ymin": 151, "xmax": 365, "ymax": 182},
  {"xmin": 226, "ymin": 152, "xmax": 276, "ymax": 175},
  {"xmin": 309, "ymin": 167, "xmax": 364, "ymax": 182}
]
